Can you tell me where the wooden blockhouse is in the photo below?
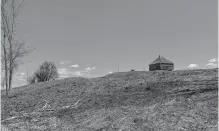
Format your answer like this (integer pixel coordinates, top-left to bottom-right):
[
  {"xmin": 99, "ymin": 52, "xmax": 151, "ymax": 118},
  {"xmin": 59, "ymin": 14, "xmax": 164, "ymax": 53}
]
[{"xmin": 149, "ymin": 55, "xmax": 174, "ymax": 71}]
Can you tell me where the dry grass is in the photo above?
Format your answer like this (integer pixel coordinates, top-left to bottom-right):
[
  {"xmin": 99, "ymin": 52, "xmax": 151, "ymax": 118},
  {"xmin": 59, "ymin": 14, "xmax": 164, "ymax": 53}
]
[{"xmin": 1, "ymin": 68, "xmax": 218, "ymax": 131}]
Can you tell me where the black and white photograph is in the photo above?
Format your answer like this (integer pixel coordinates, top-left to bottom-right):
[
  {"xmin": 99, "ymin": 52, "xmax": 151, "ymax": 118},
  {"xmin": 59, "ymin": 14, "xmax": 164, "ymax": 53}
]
[{"xmin": 1, "ymin": 0, "xmax": 218, "ymax": 130}]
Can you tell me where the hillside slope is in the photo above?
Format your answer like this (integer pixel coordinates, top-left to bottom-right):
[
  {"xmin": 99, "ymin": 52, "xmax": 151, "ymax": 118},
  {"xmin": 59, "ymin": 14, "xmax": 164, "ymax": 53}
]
[{"xmin": 1, "ymin": 68, "xmax": 218, "ymax": 131}]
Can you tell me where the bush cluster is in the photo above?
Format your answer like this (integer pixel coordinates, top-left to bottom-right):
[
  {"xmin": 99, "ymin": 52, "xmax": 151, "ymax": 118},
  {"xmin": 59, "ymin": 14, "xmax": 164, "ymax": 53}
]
[{"xmin": 28, "ymin": 61, "xmax": 59, "ymax": 84}]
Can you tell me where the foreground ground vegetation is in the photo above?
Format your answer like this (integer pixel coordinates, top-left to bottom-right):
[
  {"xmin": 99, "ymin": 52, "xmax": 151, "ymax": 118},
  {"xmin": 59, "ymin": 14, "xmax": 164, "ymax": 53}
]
[{"xmin": 1, "ymin": 68, "xmax": 218, "ymax": 131}]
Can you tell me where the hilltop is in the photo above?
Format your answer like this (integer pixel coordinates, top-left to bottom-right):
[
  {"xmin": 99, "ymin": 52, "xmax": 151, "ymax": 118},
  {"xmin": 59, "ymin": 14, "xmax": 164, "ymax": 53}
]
[{"xmin": 1, "ymin": 68, "xmax": 218, "ymax": 131}]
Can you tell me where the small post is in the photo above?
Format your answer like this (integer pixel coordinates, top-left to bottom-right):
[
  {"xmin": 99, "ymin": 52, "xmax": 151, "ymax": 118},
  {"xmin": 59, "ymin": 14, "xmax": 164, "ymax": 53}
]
[{"xmin": 118, "ymin": 63, "xmax": 120, "ymax": 72}]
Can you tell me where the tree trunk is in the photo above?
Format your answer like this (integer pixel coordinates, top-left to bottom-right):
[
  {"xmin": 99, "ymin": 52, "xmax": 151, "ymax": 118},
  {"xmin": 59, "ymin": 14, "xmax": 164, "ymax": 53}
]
[
  {"xmin": 8, "ymin": 34, "xmax": 13, "ymax": 91},
  {"xmin": 8, "ymin": 0, "xmax": 15, "ymax": 91},
  {"xmin": 3, "ymin": 34, "xmax": 9, "ymax": 96}
]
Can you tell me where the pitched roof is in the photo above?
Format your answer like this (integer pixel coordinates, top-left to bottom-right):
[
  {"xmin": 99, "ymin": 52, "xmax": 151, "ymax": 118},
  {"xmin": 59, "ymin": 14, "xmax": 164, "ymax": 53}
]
[{"xmin": 150, "ymin": 55, "xmax": 173, "ymax": 65}]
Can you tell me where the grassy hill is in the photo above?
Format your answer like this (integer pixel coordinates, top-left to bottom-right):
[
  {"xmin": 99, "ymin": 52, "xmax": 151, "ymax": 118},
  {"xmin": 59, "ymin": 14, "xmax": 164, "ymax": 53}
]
[{"xmin": 1, "ymin": 68, "xmax": 218, "ymax": 131}]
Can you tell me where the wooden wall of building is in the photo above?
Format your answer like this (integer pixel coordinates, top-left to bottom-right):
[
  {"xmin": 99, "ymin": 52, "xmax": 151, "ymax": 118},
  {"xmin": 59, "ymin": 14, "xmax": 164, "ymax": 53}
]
[
  {"xmin": 149, "ymin": 63, "xmax": 174, "ymax": 71},
  {"xmin": 160, "ymin": 63, "xmax": 174, "ymax": 71}
]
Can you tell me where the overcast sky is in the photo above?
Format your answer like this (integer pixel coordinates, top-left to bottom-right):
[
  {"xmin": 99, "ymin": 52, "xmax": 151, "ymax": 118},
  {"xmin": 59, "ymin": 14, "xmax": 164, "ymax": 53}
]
[{"xmin": 13, "ymin": 0, "xmax": 217, "ymax": 87}]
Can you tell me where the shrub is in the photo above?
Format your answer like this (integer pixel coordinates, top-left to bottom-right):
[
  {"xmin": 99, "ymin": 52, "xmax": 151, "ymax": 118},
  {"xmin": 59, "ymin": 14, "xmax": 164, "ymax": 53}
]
[
  {"xmin": 27, "ymin": 76, "xmax": 37, "ymax": 84},
  {"xmin": 34, "ymin": 61, "xmax": 59, "ymax": 82}
]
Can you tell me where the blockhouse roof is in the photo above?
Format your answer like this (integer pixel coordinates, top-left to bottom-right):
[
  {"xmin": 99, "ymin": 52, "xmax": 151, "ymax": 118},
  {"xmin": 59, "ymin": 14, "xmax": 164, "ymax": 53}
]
[{"xmin": 150, "ymin": 55, "xmax": 173, "ymax": 65}]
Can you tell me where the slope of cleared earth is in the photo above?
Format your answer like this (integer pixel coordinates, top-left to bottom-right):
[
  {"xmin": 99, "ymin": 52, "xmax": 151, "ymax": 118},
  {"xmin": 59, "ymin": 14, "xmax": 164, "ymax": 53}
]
[{"xmin": 1, "ymin": 68, "xmax": 218, "ymax": 131}]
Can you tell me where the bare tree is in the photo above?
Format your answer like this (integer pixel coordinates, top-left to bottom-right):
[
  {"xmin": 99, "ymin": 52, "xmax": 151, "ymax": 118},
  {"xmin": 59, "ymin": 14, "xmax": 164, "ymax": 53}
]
[
  {"xmin": 1, "ymin": 0, "xmax": 33, "ymax": 96},
  {"xmin": 1, "ymin": 1, "xmax": 9, "ymax": 94}
]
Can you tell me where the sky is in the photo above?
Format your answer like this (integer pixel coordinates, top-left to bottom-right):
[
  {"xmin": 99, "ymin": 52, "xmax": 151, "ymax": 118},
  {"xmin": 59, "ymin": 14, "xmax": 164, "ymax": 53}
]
[{"xmin": 10, "ymin": 0, "xmax": 218, "ymax": 87}]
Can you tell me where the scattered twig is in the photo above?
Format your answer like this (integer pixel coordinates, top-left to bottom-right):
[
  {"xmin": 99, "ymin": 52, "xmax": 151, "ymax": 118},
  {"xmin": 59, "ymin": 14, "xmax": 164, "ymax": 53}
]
[
  {"xmin": 1, "ymin": 116, "xmax": 18, "ymax": 122},
  {"xmin": 61, "ymin": 99, "xmax": 80, "ymax": 109}
]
